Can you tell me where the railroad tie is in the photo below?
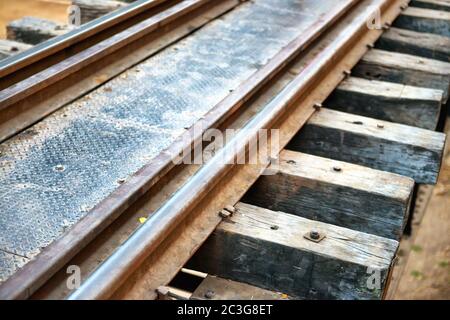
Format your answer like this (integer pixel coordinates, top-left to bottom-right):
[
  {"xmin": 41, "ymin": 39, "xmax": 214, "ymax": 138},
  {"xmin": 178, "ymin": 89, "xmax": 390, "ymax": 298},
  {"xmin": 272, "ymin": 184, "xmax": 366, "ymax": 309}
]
[
  {"xmin": 324, "ymin": 77, "xmax": 443, "ymax": 130},
  {"xmin": 352, "ymin": 49, "xmax": 450, "ymax": 103},
  {"xmin": 377, "ymin": 27, "xmax": 450, "ymax": 62},
  {"xmin": 187, "ymin": 202, "xmax": 398, "ymax": 300},
  {"xmin": 410, "ymin": 0, "xmax": 450, "ymax": 12},
  {"xmin": 0, "ymin": 40, "xmax": 32, "ymax": 60},
  {"xmin": 394, "ymin": 6, "xmax": 450, "ymax": 37},
  {"xmin": 6, "ymin": 17, "xmax": 68, "ymax": 45},
  {"xmin": 287, "ymin": 108, "xmax": 446, "ymax": 184},
  {"xmin": 242, "ymin": 150, "xmax": 414, "ymax": 240},
  {"xmin": 191, "ymin": 276, "xmax": 288, "ymax": 300},
  {"xmin": 72, "ymin": 0, "xmax": 127, "ymax": 24}
]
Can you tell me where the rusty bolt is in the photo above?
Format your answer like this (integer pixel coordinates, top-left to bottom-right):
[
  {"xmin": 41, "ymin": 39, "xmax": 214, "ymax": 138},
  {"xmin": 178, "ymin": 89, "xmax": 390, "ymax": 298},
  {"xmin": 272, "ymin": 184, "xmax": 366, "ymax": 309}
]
[
  {"xmin": 219, "ymin": 209, "xmax": 232, "ymax": 219},
  {"xmin": 204, "ymin": 290, "xmax": 215, "ymax": 299},
  {"xmin": 225, "ymin": 205, "xmax": 236, "ymax": 214},
  {"xmin": 309, "ymin": 230, "xmax": 320, "ymax": 240},
  {"xmin": 313, "ymin": 103, "xmax": 322, "ymax": 111}
]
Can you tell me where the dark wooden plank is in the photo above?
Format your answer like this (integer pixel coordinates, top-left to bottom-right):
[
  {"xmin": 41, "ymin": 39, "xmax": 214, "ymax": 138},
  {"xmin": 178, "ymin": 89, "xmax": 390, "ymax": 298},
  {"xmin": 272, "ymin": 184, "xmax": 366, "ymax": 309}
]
[
  {"xmin": 188, "ymin": 202, "xmax": 399, "ymax": 300},
  {"xmin": 191, "ymin": 275, "xmax": 289, "ymax": 300},
  {"xmin": 243, "ymin": 150, "xmax": 414, "ymax": 240},
  {"xmin": 287, "ymin": 108, "xmax": 446, "ymax": 184},
  {"xmin": 325, "ymin": 76, "xmax": 443, "ymax": 130},
  {"xmin": 353, "ymin": 49, "xmax": 450, "ymax": 102},
  {"xmin": 394, "ymin": 7, "xmax": 450, "ymax": 37},
  {"xmin": 6, "ymin": 17, "xmax": 68, "ymax": 45},
  {"xmin": 411, "ymin": 0, "xmax": 450, "ymax": 12},
  {"xmin": 0, "ymin": 40, "xmax": 32, "ymax": 60},
  {"xmin": 72, "ymin": 0, "xmax": 127, "ymax": 24},
  {"xmin": 377, "ymin": 27, "xmax": 450, "ymax": 62}
]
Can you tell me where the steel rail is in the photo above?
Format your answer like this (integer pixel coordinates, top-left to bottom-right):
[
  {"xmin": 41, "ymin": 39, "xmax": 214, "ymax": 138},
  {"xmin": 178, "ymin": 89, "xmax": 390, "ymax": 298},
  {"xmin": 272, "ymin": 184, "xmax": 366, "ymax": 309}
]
[
  {"xmin": 0, "ymin": 0, "xmax": 358, "ymax": 300},
  {"xmin": 0, "ymin": 0, "xmax": 173, "ymax": 79},
  {"xmin": 0, "ymin": 0, "xmax": 209, "ymax": 109},
  {"xmin": 68, "ymin": 0, "xmax": 402, "ymax": 300}
]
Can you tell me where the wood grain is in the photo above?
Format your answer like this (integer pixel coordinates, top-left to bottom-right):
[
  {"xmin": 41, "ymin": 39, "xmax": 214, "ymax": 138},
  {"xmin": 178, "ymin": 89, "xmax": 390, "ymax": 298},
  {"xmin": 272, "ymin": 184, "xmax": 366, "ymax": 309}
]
[
  {"xmin": 377, "ymin": 27, "xmax": 450, "ymax": 62},
  {"xmin": 325, "ymin": 76, "xmax": 443, "ymax": 130},
  {"xmin": 394, "ymin": 7, "xmax": 450, "ymax": 37},
  {"xmin": 353, "ymin": 49, "xmax": 450, "ymax": 102},
  {"xmin": 188, "ymin": 202, "xmax": 399, "ymax": 300},
  {"xmin": 288, "ymin": 108, "xmax": 446, "ymax": 184},
  {"xmin": 243, "ymin": 150, "xmax": 414, "ymax": 239}
]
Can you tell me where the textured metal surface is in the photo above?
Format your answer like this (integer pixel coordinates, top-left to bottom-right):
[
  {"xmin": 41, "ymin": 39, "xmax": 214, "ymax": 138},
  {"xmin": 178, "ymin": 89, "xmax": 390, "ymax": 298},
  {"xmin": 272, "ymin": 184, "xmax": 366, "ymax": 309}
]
[{"xmin": 0, "ymin": 0, "xmax": 337, "ymax": 282}]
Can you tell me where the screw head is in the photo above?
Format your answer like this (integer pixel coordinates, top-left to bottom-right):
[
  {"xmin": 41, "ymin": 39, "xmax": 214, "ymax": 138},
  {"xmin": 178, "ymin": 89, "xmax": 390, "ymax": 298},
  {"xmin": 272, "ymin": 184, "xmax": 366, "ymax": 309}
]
[
  {"xmin": 377, "ymin": 124, "xmax": 384, "ymax": 129},
  {"xmin": 54, "ymin": 164, "xmax": 65, "ymax": 172},
  {"xmin": 204, "ymin": 290, "xmax": 215, "ymax": 299},
  {"xmin": 271, "ymin": 225, "xmax": 279, "ymax": 230},
  {"xmin": 333, "ymin": 166, "xmax": 342, "ymax": 172}
]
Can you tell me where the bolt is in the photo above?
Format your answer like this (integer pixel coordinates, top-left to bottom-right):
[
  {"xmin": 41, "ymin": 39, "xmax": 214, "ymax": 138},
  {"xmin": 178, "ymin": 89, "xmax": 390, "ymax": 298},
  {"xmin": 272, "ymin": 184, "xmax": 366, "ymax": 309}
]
[
  {"xmin": 54, "ymin": 165, "xmax": 65, "ymax": 172},
  {"xmin": 310, "ymin": 230, "xmax": 320, "ymax": 240},
  {"xmin": 204, "ymin": 290, "xmax": 215, "ymax": 299},
  {"xmin": 225, "ymin": 205, "xmax": 236, "ymax": 214},
  {"xmin": 343, "ymin": 70, "xmax": 351, "ymax": 77},
  {"xmin": 219, "ymin": 209, "xmax": 231, "ymax": 219},
  {"xmin": 333, "ymin": 166, "xmax": 342, "ymax": 172},
  {"xmin": 377, "ymin": 124, "xmax": 384, "ymax": 129},
  {"xmin": 271, "ymin": 225, "xmax": 279, "ymax": 230},
  {"xmin": 313, "ymin": 103, "xmax": 322, "ymax": 111}
]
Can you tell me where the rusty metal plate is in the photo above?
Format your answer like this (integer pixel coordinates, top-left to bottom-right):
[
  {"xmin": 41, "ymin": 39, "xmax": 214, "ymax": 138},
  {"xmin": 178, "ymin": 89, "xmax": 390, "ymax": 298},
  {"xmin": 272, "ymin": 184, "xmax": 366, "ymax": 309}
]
[{"xmin": 0, "ymin": 0, "xmax": 338, "ymax": 282}]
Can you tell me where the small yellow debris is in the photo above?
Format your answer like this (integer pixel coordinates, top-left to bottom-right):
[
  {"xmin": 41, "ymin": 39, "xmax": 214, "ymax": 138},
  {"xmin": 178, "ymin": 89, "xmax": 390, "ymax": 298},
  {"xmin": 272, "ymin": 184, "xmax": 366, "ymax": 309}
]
[
  {"xmin": 281, "ymin": 293, "xmax": 288, "ymax": 299},
  {"xmin": 139, "ymin": 217, "xmax": 147, "ymax": 224}
]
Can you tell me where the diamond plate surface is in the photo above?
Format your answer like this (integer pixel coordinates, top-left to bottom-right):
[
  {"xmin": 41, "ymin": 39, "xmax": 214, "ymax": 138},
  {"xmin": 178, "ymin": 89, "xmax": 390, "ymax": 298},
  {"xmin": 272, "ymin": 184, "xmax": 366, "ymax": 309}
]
[{"xmin": 0, "ymin": 0, "xmax": 338, "ymax": 281}]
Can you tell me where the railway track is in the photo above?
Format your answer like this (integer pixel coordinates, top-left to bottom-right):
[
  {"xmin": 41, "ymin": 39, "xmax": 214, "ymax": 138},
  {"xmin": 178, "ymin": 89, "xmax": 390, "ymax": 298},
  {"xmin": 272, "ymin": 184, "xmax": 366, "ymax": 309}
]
[{"xmin": 0, "ymin": 0, "xmax": 449, "ymax": 300}]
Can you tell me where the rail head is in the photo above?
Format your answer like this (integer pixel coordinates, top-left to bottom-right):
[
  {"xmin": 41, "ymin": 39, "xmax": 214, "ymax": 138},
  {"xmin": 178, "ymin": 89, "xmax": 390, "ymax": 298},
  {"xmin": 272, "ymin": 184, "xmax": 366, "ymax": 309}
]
[{"xmin": 0, "ymin": 0, "xmax": 173, "ymax": 79}]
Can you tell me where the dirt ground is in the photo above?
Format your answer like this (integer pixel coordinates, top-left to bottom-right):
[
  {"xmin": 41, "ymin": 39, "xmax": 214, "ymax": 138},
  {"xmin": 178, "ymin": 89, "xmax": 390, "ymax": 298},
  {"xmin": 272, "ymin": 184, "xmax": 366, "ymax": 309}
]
[
  {"xmin": 0, "ymin": 0, "xmax": 69, "ymax": 39},
  {"xmin": 389, "ymin": 116, "xmax": 450, "ymax": 300}
]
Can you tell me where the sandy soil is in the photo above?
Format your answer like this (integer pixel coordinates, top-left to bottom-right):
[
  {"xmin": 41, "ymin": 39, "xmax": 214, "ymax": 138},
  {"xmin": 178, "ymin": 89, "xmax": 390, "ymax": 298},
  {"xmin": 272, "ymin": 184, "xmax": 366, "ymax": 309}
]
[
  {"xmin": 391, "ymin": 117, "xmax": 450, "ymax": 300},
  {"xmin": 0, "ymin": 0, "xmax": 69, "ymax": 39}
]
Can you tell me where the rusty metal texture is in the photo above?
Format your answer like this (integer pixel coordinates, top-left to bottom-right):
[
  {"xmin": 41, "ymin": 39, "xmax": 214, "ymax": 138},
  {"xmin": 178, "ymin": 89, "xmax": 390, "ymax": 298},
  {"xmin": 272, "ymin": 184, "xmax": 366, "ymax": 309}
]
[{"xmin": 0, "ymin": 0, "xmax": 337, "ymax": 282}]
